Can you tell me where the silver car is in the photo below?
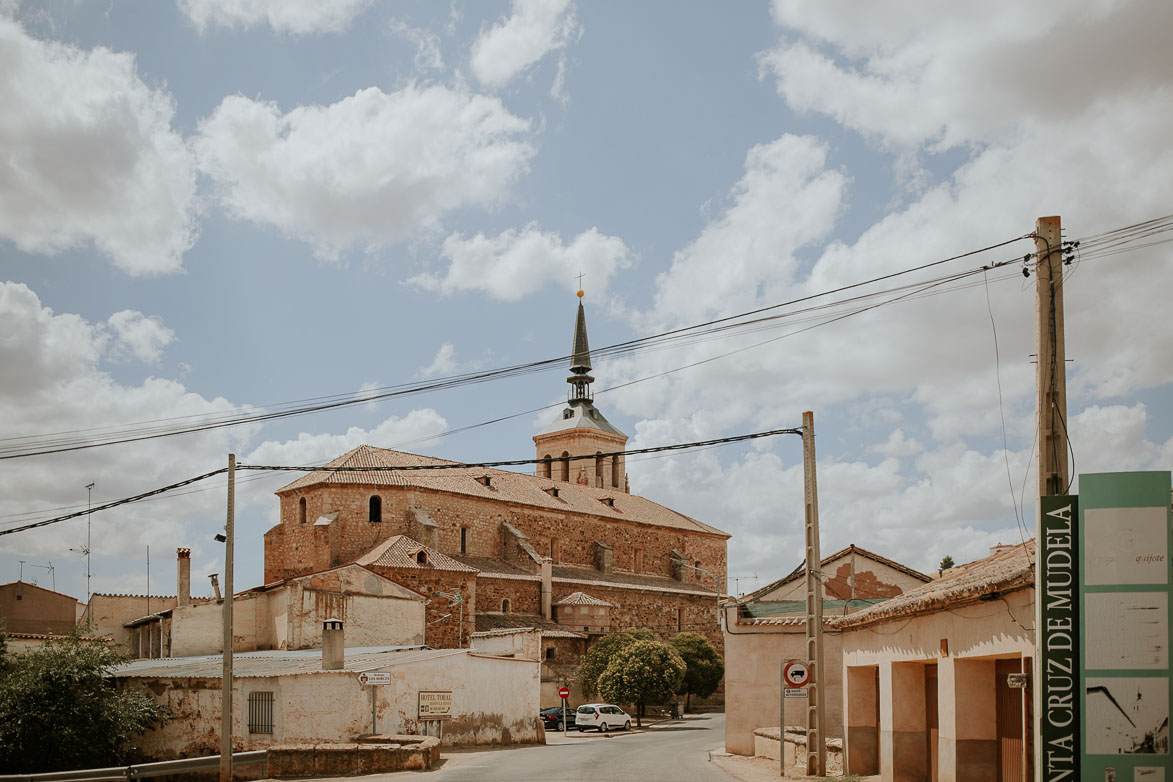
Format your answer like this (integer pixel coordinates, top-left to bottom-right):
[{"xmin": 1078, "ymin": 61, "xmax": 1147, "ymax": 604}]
[{"xmin": 574, "ymin": 703, "xmax": 632, "ymax": 732}]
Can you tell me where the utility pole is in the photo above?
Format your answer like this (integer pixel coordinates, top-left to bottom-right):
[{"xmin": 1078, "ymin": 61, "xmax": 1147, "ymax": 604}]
[
  {"xmin": 802, "ymin": 411, "xmax": 826, "ymax": 777},
  {"xmin": 220, "ymin": 454, "xmax": 235, "ymax": 782},
  {"xmin": 85, "ymin": 482, "xmax": 94, "ymax": 602},
  {"xmin": 1034, "ymin": 216, "xmax": 1069, "ymax": 496}
]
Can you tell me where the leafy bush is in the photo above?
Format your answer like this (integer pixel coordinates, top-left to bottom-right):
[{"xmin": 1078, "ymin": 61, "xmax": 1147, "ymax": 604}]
[{"xmin": 0, "ymin": 630, "xmax": 166, "ymax": 773}]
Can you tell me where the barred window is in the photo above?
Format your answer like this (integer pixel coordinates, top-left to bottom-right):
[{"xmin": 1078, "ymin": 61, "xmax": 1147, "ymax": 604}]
[{"xmin": 248, "ymin": 691, "xmax": 274, "ymax": 734}]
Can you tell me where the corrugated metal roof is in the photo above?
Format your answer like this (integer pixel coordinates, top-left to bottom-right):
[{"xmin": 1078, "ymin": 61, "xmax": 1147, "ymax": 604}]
[
  {"xmin": 113, "ymin": 645, "xmax": 458, "ymax": 679},
  {"xmin": 275, "ymin": 445, "xmax": 727, "ymax": 538}
]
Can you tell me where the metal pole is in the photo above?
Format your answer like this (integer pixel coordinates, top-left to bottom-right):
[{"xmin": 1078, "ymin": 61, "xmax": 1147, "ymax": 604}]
[
  {"xmin": 371, "ymin": 687, "xmax": 377, "ymax": 734},
  {"xmin": 802, "ymin": 411, "xmax": 826, "ymax": 777},
  {"xmin": 86, "ymin": 482, "xmax": 94, "ymax": 603},
  {"xmin": 220, "ymin": 454, "xmax": 235, "ymax": 782}
]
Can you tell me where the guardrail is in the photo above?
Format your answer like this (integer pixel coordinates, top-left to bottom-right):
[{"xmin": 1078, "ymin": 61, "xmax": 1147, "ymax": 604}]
[{"xmin": 0, "ymin": 750, "xmax": 267, "ymax": 782}]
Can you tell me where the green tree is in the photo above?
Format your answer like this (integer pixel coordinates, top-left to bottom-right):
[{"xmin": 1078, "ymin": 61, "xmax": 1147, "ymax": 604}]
[
  {"xmin": 939, "ymin": 555, "xmax": 955, "ymax": 571},
  {"xmin": 0, "ymin": 631, "xmax": 166, "ymax": 773},
  {"xmin": 576, "ymin": 631, "xmax": 638, "ymax": 699},
  {"xmin": 597, "ymin": 639, "xmax": 685, "ymax": 726},
  {"xmin": 669, "ymin": 632, "xmax": 724, "ymax": 711}
]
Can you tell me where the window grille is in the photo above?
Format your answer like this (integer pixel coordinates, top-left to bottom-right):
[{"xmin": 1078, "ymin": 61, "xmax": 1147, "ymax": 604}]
[{"xmin": 248, "ymin": 691, "xmax": 274, "ymax": 734}]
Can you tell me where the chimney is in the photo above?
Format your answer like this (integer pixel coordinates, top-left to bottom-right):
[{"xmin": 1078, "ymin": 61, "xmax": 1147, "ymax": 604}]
[
  {"xmin": 176, "ymin": 548, "xmax": 191, "ymax": 607},
  {"xmin": 322, "ymin": 618, "xmax": 344, "ymax": 670},
  {"xmin": 209, "ymin": 573, "xmax": 221, "ymax": 600}
]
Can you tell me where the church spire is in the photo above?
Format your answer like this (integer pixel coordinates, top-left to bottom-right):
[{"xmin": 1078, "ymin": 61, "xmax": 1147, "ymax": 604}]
[{"xmin": 567, "ymin": 292, "xmax": 594, "ymax": 402}]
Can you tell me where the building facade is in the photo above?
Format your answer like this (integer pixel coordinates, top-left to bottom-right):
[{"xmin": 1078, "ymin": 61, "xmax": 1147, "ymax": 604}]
[{"xmin": 262, "ymin": 299, "xmax": 729, "ymax": 674}]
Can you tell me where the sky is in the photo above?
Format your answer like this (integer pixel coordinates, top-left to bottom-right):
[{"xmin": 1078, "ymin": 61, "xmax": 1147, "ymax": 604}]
[{"xmin": 2, "ymin": 0, "xmax": 1172, "ymax": 603}]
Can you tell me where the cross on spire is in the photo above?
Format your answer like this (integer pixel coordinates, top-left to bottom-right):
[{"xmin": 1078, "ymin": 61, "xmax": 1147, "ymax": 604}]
[{"xmin": 576, "ymin": 270, "xmax": 585, "ymax": 290}]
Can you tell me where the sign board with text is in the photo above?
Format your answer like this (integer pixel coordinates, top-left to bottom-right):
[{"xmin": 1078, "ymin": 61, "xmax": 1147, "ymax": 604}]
[
  {"xmin": 1078, "ymin": 472, "xmax": 1171, "ymax": 782},
  {"xmin": 357, "ymin": 671, "xmax": 392, "ymax": 686},
  {"xmin": 418, "ymin": 690, "xmax": 453, "ymax": 721}
]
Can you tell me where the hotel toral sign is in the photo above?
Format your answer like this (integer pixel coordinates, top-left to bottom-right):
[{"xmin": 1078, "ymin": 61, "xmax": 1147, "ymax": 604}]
[
  {"xmin": 418, "ymin": 690, "xmax": 453, "ymax": 721},
  {"xmin": 1040, "ymin": 495, "xmax": 1079, "ymax": 782}
]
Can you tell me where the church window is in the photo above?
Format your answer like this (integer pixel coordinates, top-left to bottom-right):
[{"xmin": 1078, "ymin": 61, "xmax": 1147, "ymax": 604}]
[
  {"xmin": 501, "ymin": 598, "xmax": 511, "ymax": 613},
  {"xmin": 611, "ymin": 455, "xmax": 620, "ymax": 488},
  {"xmin": 298, "ymin": 497, "xmax": 306, "ymax": 525},
  {"xmin": 539, "ymin": 455, "xmax": 552, "ymax": 479},
  {"xmin": 368, "ymin": 496, "xmax": 382, "ymax": 523},
  {"xmin": 559, "ymin": 452, "xmax": 570, "ymax": 482},
  {"xmin": 460, "ymin": 527, "xmax": 468, "ymax": 555}
]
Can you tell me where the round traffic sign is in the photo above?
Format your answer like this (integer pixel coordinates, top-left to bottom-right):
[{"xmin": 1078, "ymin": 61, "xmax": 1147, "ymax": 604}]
[
  {"xmin": 783, "ymin": 660, "xmax": 811, "ymax": 688},
  {"xmin": 558, "ymin": 686, "xmax": 570, "ymax": 699}
]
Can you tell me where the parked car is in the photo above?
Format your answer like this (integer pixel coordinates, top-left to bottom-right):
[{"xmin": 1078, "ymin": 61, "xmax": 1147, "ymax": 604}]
[
  {"xmin": 574, "ymin": 703, "xmax": 632, "ymax": 732},
  {"xmin": 540, "ymin": 705, "xmax": 576, "ymax": 731}
]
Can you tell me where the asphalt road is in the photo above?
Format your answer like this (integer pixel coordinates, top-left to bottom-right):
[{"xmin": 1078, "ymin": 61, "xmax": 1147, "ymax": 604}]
[{"xmin": 429, "ymin": 713, "xmax": 734, "ymax": 782}]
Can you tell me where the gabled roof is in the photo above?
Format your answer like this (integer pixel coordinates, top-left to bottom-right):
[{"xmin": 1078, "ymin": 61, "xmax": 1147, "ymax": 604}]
[
  {"xmin": 736, "ymin": 544, "xmax": 930, "ymax": 604},
  {"xmin": 554, "ymin": 591, "xmax": 615, "ymax": 607},
  {"xmin": 0, "ymin": 581, "xmax": 82, "ymax": 603},
  {"xmin": 276, "ymin": 445, "xmax": 727, "ymax": 537},
  {"xmin": 836, "ymin": 541, "xmax": 1034, "ymax": 629},
  {"xmin": 355, "ymin": 535, "xmax": 477, "ymax": 572}
]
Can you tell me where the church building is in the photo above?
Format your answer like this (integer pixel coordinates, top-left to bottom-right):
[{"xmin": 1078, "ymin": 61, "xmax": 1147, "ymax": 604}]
[{"xmin": 262, "ymin": 296, "xmax": 730, "ymax": 670}]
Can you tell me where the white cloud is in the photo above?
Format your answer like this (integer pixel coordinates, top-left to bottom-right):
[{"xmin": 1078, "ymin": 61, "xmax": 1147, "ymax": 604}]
[
  {"xmin": 470, "ymin": 0, "xmax": 579, "ymax": 89},
  {"xmin": 0, "ymin": 19, "xmax": 198, "ymax": 275},
  {"xmin": 192, "ymin": 86, "xmax": 534, "ymax": 260},
  {"xmin": 389, "ymin": 19, "xmax": 444, "ymax": 71},
  {"xmin": 106, "ymin": 310, "xmax": 176, "ymax": 364},
  {"xmin": 0, "ymin": 282, "xmax": 255, "ymax": 565},
  {"xmin": 244, "ymin": 409, "xmax": 449, "ymax": 468},
  {"xmin": 412, "ymin": 224, "xmax": 633, "ymax": 301},
  {"xmin": 871, "ymin": 428, "xmax": 922, "ymax": 458},
  {"xmin": 177, "ymin": 0, "xmax": 370, "ymax": 35},
  {"xmin": 415, "ymin": 343, "xmax": 489, "ymax": 380}
]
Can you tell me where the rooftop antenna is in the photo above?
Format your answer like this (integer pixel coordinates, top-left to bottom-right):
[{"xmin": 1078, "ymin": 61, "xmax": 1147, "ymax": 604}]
[
  {"xmin": 85, "ymin": 482, "xmax": 94, "ymax": 602},
  {"xmin": 18, "ymin": 560, "xmax": 25, "ymax": 582},
  {"xmin": 29, "ymin": 562, "xmax": 55, "ymax": 591}
]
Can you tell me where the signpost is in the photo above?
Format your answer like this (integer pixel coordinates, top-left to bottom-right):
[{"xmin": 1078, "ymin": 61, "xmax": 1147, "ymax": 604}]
[
  {"xmin": 418, "ymin": 691, "xmax": 453, "ymax": 720},
  {"xmin": 558, "ymin": 686, "xmax": 570, "ymax": 735},
  {"xmin": 358, "ymin": 670, "xmax": 392, "ymax": 734}
]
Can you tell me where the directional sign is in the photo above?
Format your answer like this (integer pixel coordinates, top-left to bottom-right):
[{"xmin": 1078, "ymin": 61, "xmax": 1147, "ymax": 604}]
[
  {"xmin": 558, "ymin": 686, "xmax": 570, "ymax": 699},
  {"xmin": 357, "ymin": 671, "xmax": 392, "ymax": 686},
  {"xmin": 783, "ymin": 660, "xmax": 811, "ymax": 688}
]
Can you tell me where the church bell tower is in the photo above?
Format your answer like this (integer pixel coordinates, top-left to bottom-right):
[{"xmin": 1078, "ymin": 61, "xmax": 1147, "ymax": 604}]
[{"xmin": 533, "ymin": 293, "xmax": 629, "ymax": 491}]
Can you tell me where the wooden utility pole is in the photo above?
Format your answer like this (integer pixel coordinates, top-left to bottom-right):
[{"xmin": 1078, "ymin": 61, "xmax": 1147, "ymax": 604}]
[
  {"xmin": 220, "ymin": 454, "xmax": 235, "ymax": 782},
  {"xmin": 1034, "ymin": 216, "xmax": 1069, "ymax": 496},
  {"xmin": 802, "ymin": 411, "xmax": 826, "ymax": 777}
]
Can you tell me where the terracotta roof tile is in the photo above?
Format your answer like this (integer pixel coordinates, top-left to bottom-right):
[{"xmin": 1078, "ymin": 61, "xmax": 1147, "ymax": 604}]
[
  {"xmin": 554, "ymin": 591, "xmax": 615, "ymax": 607},
  {"xmin": 276, "ymin": 445, "xmax": 727, "ymax": 537},
  {"xmin": 354, "ymin": 535, "xmax": 477, "ymax": 572},
  {"xmin": 475, "ymin": 612, "xmax": 582, "ymax": 636},
  {"xmin": 835, "ymin": 541, "xmax": 1034, "ymax": 628}
]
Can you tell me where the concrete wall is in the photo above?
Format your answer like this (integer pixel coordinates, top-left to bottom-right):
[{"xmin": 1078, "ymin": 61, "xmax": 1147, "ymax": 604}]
[
  {"xmin": 840, "ymin": 587, "xmax": 1034, "ymax": 782},
  {"xmin": 722, "ymin": 607, "xmax": 844, "ymax": 756},
  {"xmin": 128, "ymin": 650, "xmax": 541, "ymax": 759},
  {"xmin": 168, "ymin": 565, "xmax": 425, "ymax": 657},
  {"xmin": 82, "ymin": 594, "xmax": 178, "ymax": 653},
  {"xmin": 757, "ymin": 557, "xmax": 926, "ymax": 602},
  {"xmin": 470, "ymin": 628, "xmax": 541, "ymax": 660}
]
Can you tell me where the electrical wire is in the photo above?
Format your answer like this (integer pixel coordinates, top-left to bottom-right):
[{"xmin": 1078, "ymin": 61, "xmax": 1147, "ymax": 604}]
[
  {"xmin": 0, "ymin": 427, "xmax": 803, "ymax": 538},
  {"xmin": 0, "ymin": 235, "xmax": 1035, "ymax": 460}
]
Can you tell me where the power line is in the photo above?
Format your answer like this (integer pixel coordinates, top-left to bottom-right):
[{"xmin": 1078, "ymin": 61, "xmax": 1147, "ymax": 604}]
[
  {"xmin": 0, "ymin": 235, "xmax": 1034, "ymax": 460},
  {"xmin": 0, "ymin": 427, "xmax": 802, "ymax": 537}
]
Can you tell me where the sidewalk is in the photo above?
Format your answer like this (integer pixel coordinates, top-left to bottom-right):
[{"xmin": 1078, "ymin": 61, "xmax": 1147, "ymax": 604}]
[{"xmin": 708, "ymin": 750, "xmax": 879, "ymax": 782}]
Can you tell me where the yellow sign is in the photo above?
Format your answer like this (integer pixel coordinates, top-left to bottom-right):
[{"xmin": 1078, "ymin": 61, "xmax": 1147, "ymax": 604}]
[{"xmin": 418, "ymin": 690, "xmax": 453, "ymax": 720}]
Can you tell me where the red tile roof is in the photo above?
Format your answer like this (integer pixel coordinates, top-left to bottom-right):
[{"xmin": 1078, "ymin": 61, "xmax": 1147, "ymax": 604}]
[
  {"xmin": 354, "ymin": 535, "xmax": 477, "ymax": 572},
  {"xmin": 276, "ymin": 445, "xmax": 727, "ymax": 537}
]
